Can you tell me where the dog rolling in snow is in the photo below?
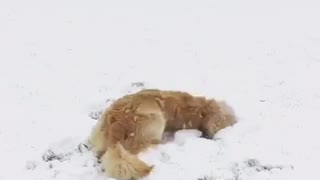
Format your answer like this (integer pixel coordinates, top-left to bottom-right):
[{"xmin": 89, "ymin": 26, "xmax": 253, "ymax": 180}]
[{"xmin": 89, "ymin": 89, "xmax": 237, "ymax": 180}]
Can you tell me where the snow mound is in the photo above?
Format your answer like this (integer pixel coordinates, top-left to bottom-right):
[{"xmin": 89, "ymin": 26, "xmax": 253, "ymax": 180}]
[{"xmin": 22, "ymin": 128, "xmax": 293, "ymax": 180}]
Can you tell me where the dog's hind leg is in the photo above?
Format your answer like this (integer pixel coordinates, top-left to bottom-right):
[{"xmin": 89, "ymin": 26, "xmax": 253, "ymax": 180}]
[
  {"xmin": 89, "ymin": 116, "xmax": 108, "ymax": 159},
  {"xmin": 121, "ymin": 112, "xmax": 166, "ymax": 155}
]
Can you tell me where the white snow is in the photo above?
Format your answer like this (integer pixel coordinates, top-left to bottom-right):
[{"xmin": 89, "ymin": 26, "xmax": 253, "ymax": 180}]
[{"xmin": 1, "ymin": 0, "xmax": 320, "ymax": 179}]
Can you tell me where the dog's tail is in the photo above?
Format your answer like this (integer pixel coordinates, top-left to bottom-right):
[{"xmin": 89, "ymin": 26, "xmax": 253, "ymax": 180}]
[{"xmin": 101, "ymin": 142, "xmax": 153, "ymax": 180}]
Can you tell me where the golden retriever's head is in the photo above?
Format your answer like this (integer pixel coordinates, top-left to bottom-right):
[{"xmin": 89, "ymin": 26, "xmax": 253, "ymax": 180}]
[
  {"xmin": 216, "ymin": 100, "xmax": 237, "ymax": 125},
  {"xmin": 200, "ymin": 99, "xmax": 237, "ymax": 138}
]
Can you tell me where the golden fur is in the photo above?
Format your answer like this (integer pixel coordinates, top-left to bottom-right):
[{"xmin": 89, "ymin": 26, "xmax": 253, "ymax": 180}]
[{"xmin": 89, "ymin": 89, "xmax": 237, "ymax": 180}]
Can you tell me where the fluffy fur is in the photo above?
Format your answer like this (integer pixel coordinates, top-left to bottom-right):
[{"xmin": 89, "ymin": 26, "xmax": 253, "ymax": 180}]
[{"xmin": 89, "ymin": 89, "xmax": 237, "ymax": 180}]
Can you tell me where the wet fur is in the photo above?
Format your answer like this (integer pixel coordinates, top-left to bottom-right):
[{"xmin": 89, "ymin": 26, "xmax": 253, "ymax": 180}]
[{"xmin": 89, "ymin": 89, "xmax": 237, "ymax": 180}]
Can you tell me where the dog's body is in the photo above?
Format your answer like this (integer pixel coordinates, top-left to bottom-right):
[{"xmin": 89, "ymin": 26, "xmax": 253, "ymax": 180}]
[{"xmin": 89, "ymin": 89, "xmax": 236, "ymax": 180}]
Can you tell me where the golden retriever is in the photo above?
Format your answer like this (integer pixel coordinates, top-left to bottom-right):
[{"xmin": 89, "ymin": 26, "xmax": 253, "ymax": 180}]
[{"xmin": 89, "ymin": 89, "xmax": 236, "ymax": 180}]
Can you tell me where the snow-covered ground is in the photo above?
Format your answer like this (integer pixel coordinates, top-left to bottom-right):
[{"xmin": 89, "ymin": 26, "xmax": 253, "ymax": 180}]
[{"xmin": 1, "ymin": 0, "xmax": 320, "ymax": 179}]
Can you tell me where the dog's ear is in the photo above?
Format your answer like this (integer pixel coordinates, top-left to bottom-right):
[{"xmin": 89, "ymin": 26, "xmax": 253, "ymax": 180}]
[
  {"xmin": 154, "ymin": 97, "xmax": 165, "ymax": 109},
  {"xmin": 205, "ymin": 99, "xmax": 221, "ymax": 113}
]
